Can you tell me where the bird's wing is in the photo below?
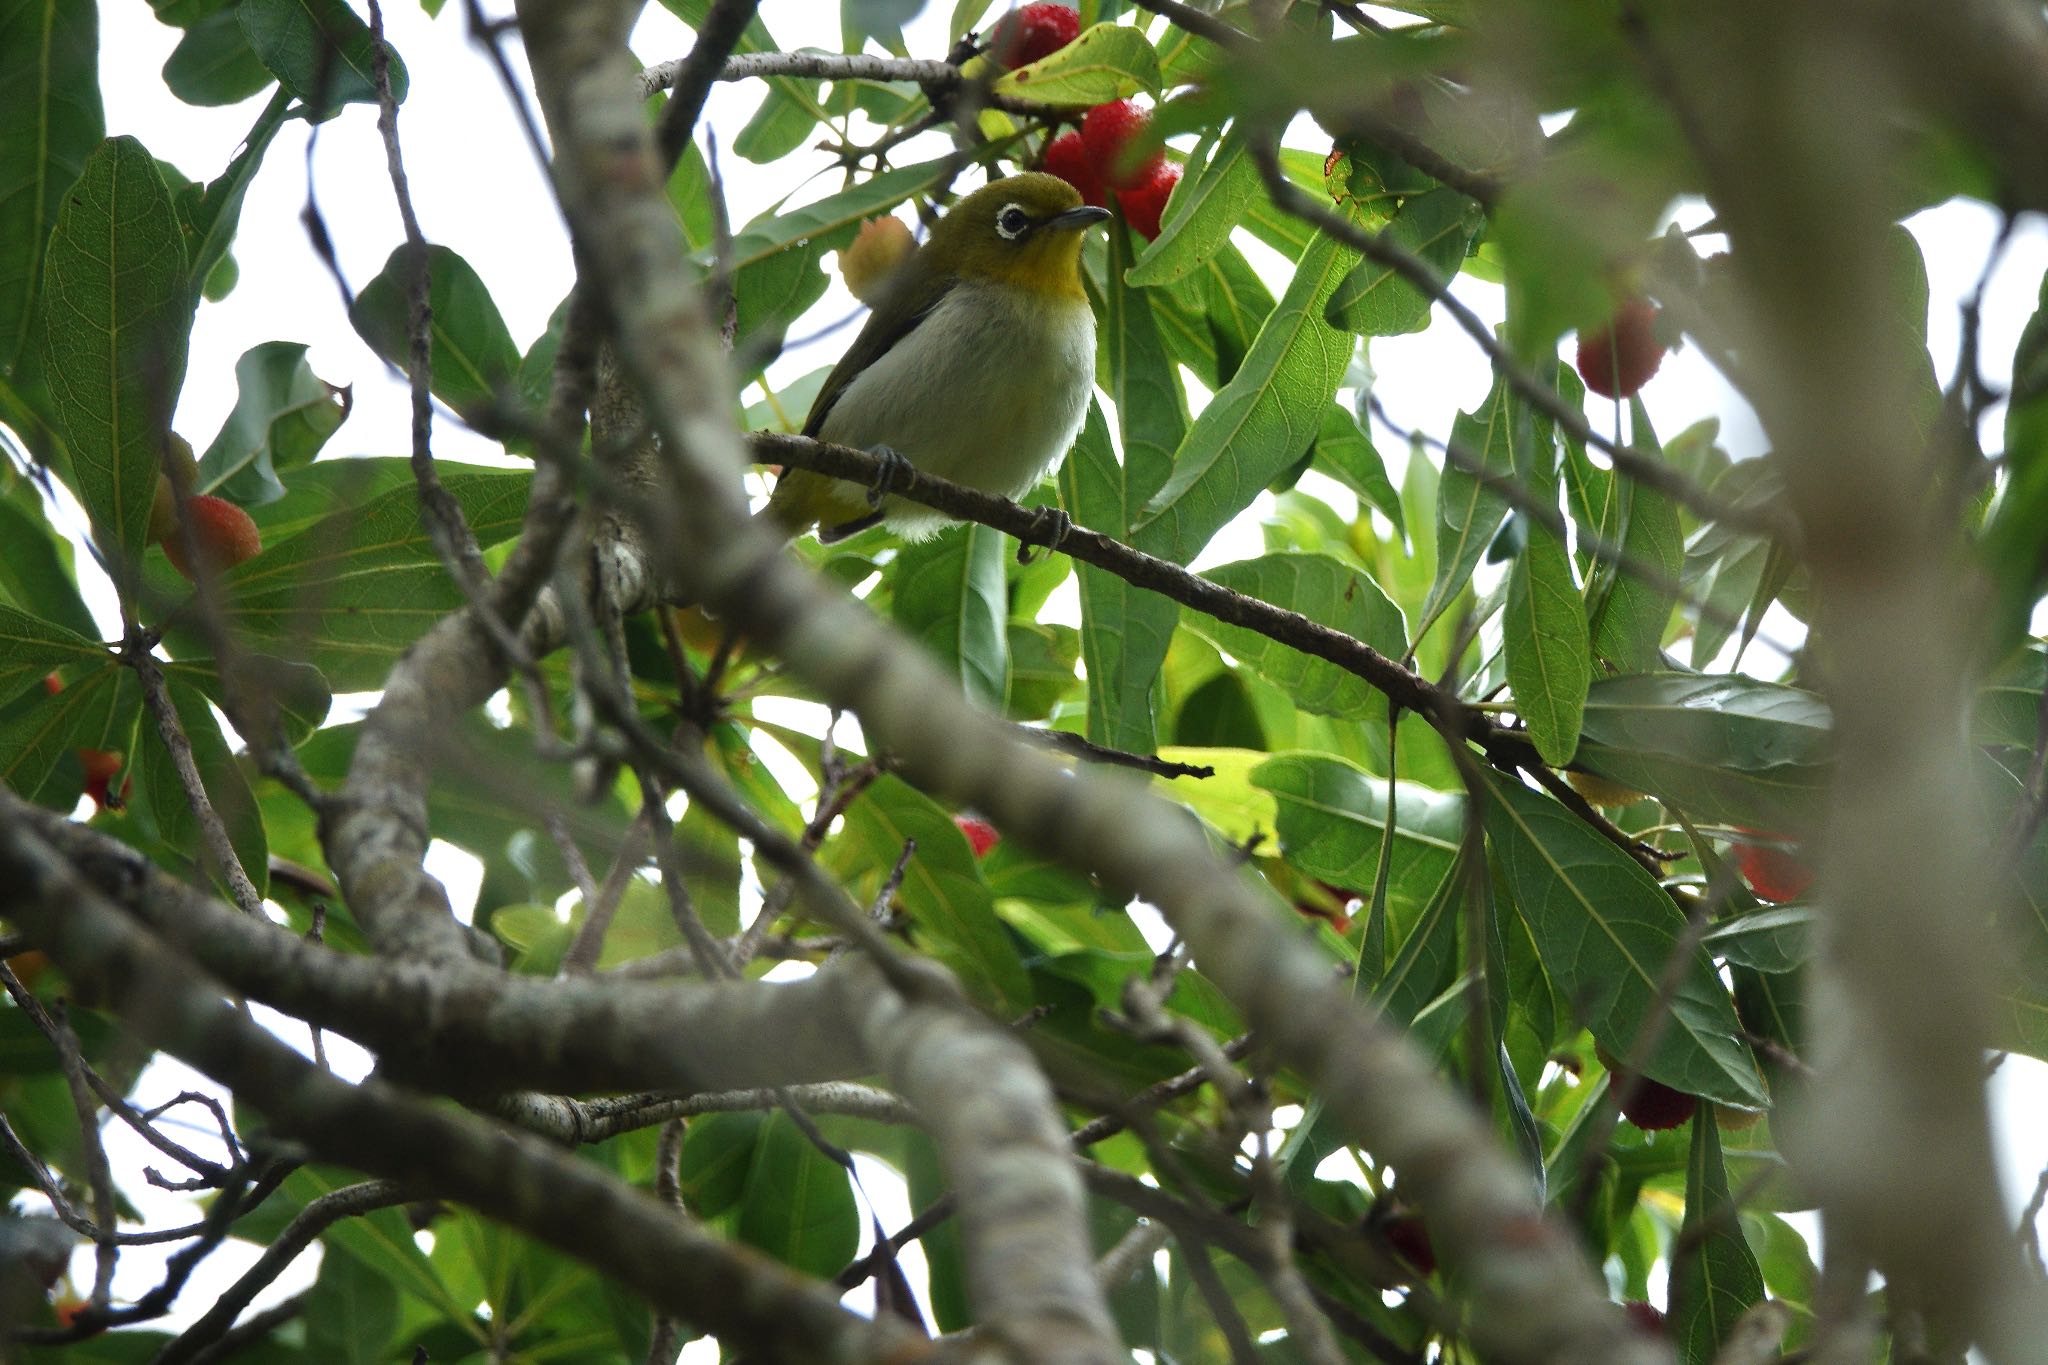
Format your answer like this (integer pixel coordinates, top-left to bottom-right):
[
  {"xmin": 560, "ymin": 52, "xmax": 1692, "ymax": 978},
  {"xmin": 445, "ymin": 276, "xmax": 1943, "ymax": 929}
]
[{"xmin": 799, "ymin": 267, "xmax": 957, "ymax": 437}]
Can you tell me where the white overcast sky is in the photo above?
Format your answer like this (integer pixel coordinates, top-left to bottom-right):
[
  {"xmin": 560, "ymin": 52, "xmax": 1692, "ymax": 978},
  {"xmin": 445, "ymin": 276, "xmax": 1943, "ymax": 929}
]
[{"xmin": 31, "ymin": 0, "xmax": 2048, "ymax": 1339}]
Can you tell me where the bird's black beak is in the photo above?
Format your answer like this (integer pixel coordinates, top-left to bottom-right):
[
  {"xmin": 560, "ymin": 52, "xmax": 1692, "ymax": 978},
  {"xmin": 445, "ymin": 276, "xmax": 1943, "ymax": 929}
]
[{"xmin": 1045, "ymin": 204, "xmax": 1112, "ymax": 232}]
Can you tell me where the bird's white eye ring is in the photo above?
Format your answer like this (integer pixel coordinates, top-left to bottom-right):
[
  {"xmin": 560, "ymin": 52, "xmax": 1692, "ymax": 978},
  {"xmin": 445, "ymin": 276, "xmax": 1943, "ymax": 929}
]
[{"xmin": 996, "ymin": 204, "xmax": 1031, "ymax": 240}]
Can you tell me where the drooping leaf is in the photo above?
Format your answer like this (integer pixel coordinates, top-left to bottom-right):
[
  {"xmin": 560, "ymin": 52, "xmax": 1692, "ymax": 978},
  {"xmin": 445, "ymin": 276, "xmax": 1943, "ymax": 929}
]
[
  {"xmin": 0, "ymin": 493, "xmax": 99, "ymax": 644},
  {"xmin": 163, "ymin": 9, "xmax": 275, "ymax": 106},
  {"xmin": 1135, "ymin": 225, "xmax": 1360, "ymax": 562},
  {"xmin": 891, "ymin": 522, "xmax": 1010, "ymax": 709},
  {"xmin": 1574, "ymin": 673, "xmax": 1831, "ymax": 830},
  {"xmin": 1313, "ymin": 401, "xmax": 1405, "ymax": 539},
  {"xmin": 1482, "ymin": 770, "xmax": 1766, "ymax": 1107},
  {"xmin": 733, "ymin": 1112, "xmax": 860, "ymax": 1280},
  {"xmin": 1670, "ymin": 1116, "xmax": 1766, "ymax": 1360},
  {"xmin": 350, "ymin": 244, "xmax": 519, "ymax": 420},
  {"xmin": 37, "ymin": 136, "xmax": 192, "ymax": 594},
  {"xmin": 0, "ymin": 0, "xmax": 102, "ymax": 373},
  {"xmin": 1060, "ymin": 402, "xmax": 1178, "ymax": 754},
  {"xmin": 1418, "ymin": 372, "xmax": 1512, "ymax": 637}
]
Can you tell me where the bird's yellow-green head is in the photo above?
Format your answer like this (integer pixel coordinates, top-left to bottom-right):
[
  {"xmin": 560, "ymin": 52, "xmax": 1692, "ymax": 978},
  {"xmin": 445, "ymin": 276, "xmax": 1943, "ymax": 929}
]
[{"xmin": 920, "ymin": 172, "xmax": 1109, "ymax": 299}]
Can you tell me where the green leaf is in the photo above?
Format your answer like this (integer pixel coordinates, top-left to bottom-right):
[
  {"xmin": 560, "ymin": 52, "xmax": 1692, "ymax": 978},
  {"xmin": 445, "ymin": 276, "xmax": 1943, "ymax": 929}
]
[
  {"xmin": 733, "ymin": 73, "xmax": 822, "ymax": 164},
  {"xmin": 0, "ymin": 0, "xmax": 102, "ymax": 373},
  {"xmin": 1191, "ymin": 553, "xmax": 1405, "ymax": 720},
  {"xmin": 735, "ymin": 1113, "xmax": 859, "ymax": 1279},
  {"xmin": 1586, "ymin": 401, "xmax": 1683, "ymax": 672},
  {"xmin": 1312, "ymin": 401, "xmax": 1405, "ymax": 539},
  {"xmin": 1125, "ymin": 127, "xmax": 1257, "ymax": 287},
  {"xmin": 163, "ymin": 9, "xmax": 275, "ymax": 106},
  {"xmin": 1482, "ymin": 770, "xmax": 1766, "ymax": 1107},
  {"xmin": 992, "ymin": 22, "xmax": 1160, "ymax": 106},
  {"xmin": 1701, "ymin": 907, "xmax": 1812, "ymax": 974},
  {"xmin": 165, "ymin": 654, "xmax": 332, "ymax": 746},
  {"xmin": 1671, "ymin": 1117, "xmax": 1766, "ymax": 1360},
  {"xmin": 239, "ymin": 0, "xmax": 408, "ymax": 118},
  {"xmin": 350, "ymin": 244, "xmax": 519, "ymax": 420},
  {"xmin": 176, "ymin": 89, "xmax": 292, "ymax": 298},
  {"xmin": 1324, "ymin": 188, "xmax": 1480, "ymax": 336},
  {"xmin": 891, "ymin": 522, "xmax": 1009, "ymax": 709},
  {"xmin": 284, "ymin": 1167, "xmax": 468, "ymax": 1320},
  {"xmin": 1252, "ymin": 752, "xmax": 1464, "ymax": 919},
  {"xmin": 1504, "ymin": 518, "xmax": 1589, "ymax": 766},
  {"xmin": 821, "ymin": 775, "xmax": 1031, "ymax": 1010},
  {"xmin": 0, "ymin": 644, "xmax": 127, "ymax": 804},
  {"xmin": 196, "ymin": 341, "xmax": 349, "ymax": 505},
  {"xmin": 1135, "ymin": 226, "xmax": 1359, "ymax": 562},
  {"xmin": 303, "ymin": 1223, "xmax": 401, "ymax": 1365},
  {"xmin": 209, "ymin": 470, "xmax": 531, "ymax": 690},
  {"xmin": 37, "ymin": 136, "xmax": 192, "ymax": 595},
  {"xmin": 1417, "ymin": 372, "xmax": 1512, "ymax": 638},
  {"xmin": 1060, "ymin": 402, "xmax": 1178, "ymax": 754},
  {"xmin": 1574, "ymin": 673, "xmax": 1831, "ymax": 830},
  {"xmin": 0, "ymin": 493, "xmax": 99, "ymax": 644}
]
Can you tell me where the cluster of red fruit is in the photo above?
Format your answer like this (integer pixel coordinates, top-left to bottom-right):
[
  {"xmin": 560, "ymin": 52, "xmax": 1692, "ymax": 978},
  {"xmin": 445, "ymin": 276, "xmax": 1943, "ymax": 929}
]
[
  {"xmin": 149, "ymin": 436, "xmax": 263, "ymax": 582},
  {"xmin": 1042, "ymin": 100, "xmax": 1182, "ymax": 241}
]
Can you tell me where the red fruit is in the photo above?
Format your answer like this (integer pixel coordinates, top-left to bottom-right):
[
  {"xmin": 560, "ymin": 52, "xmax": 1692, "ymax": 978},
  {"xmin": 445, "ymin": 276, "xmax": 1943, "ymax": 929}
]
[
  {"xmin": 1042, "ymin": 130, "xmax": 1105, "ymax": 208},
  {"xmin": 1116, "ymin": 159, "xmax": 1181, "ymax": 241},
  {"xmin": 78, "ymin": 749, "xmax": 129, "ymax": 812},
  {"xmin": 1734, "ymin": 829, "xmax": 1813, "ymax": 903},
  {"xmin": 1622, "ymin": 1301, "xmax": 1667, "ymax": 1336},
  {"xmin": 164, "ymin": 494, "xmax": 262, "ymax": 580},
  {"xmin": 988, "ymin": 2, "xmax": 1080, "ymax": 71},
  {"xmin": 5, "ymin": 951, "xmax": 50, "ymax": 989},
  {"xmin": 1381, "ymin": 1212, "xmax": 1436, "ymax": 1276},
  {"xmin": 954, "ymin": 814, "xmax": 1000, "ymax": 858},
  {"xmin": 42, "ymin": 673, "xmax": 62, "ymax": 696},
  {"xmin": 1575, "ymin": 297, "xmax": 1665, "ymax": 399},
  {"xmin": 1081, "ymin": 99, "xmax": 1161, "ymax": 192},
  {"xmin": 1294, "ymin": 882, "xmax": 1355, "ymax": 935},
  {"xmin": 1614, "ymin": 1070, "xmax": 1696, "ymax": 1131}
]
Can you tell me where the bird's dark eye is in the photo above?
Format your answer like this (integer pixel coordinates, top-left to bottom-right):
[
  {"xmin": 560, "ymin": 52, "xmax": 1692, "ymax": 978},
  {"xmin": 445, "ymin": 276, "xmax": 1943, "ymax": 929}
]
[{"xmin": 995, "ymin": 204, "xmax": 1031, "ymax": 240}]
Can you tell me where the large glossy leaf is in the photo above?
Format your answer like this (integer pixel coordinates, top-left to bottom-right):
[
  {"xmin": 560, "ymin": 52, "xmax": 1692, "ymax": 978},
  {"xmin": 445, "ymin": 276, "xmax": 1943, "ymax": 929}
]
[
  {"xmin": 350, "ymin": 244, "xmax": 518, "ymax": 419},
  {"xmin": 196, "ymin": 341, "xmax": 349, "ymax": 505},
  {"xmin": 1671, "ymin": 1117, "xmax": 1765, "ymax": 1360},
  {"xmin": 1135, "ymin": 225, "xmax": 1359, "ymax": 562},
  {"xmin": 1060, "ymin": 402, "xmax": 1178, "ymax": 754},
  {"xmin": 1504, "ymin": 515, "xmax": 1589, "ymax": 766},
  {"xmin": 1324, "ymin": 187, "xmax": 1481, "ymax": 336},
  {"xmin": 1191, "ymin": 553, "xmax": 1406, "ymax": 720},
  {"xmin": 734, "ymin": 1112, "xmax": 860, "ymax": 1280},
  {"xmin": 890, "ymin": 522, "xmax": 1009, "ymax": 709},
  {"xmin": 37, "ymin": 136, "xmax": 192, "ymax": 593},
  {"xmin": 1125, "ymin": 127, "xmax": 1257, "ymax": 287},
  {"xmin": 992, "ymin": 22, "xmax": 1160, "ymax": 105},
  {"xmin": 239, "ymin": 0, "xmax": 409, "ymax": 118},
  {"xmin": 727, "ymin": 156, "xmax": 956, "ymax": 273},
  {"xmin": 210, "ymin": 469, "xmax": 531, "ymax": 690},
  {"xmin": 0, "ymin": 0, "xmax": 101, "ymax": 374},
  {"xmin": 821, "ymin": 775, "xmax": 1031, "ymax": 1010},
  {"xmin": 0, "ymin": 608, "xmax": 122, "ymax": 800},
  {"xmin": 1574, "ymin": 673, "xmax": 1831, "ymax": 830},
  {"xmin": 175, "ymin": 89, "xmax": 291, "ymax": 298},
  {"xmin": 1252, "ymin": 752, "xmax": 1464, "ymax": 918},
  {"xmin": 1482, "ymin": 771, "xmax": 1766, "ymax": 1106}
]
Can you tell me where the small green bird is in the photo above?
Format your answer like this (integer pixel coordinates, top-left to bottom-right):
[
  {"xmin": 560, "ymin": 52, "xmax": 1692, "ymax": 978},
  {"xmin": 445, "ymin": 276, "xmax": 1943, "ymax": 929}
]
[{"xmin": 767, "ymin": 172, "xmax": 1109, "ymax": 541}]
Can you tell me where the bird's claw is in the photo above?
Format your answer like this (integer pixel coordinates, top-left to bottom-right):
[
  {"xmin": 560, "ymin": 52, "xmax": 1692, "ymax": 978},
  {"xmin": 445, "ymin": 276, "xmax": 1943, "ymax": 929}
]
[
  {"xmin": 1017, "ymin": 505, "xmax": 1073, "ymax": 564},
  {"xmin": 865, "ymin": 445, "xmax": 910, "ymax": 507}
]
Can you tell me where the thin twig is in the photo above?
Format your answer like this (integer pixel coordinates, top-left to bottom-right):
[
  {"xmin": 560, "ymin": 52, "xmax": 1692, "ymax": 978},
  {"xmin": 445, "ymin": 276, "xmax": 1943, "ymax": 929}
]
[{"xmin": 127, "ymin": 636, "xmax": 265, "ymax": 916}]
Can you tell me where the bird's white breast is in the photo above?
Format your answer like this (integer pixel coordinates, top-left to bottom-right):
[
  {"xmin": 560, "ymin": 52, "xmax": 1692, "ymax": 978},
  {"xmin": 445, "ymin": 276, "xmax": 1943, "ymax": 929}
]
[{"xmin": 816, "ymin": 279, "xmax": 1096, "ymax": 539}]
